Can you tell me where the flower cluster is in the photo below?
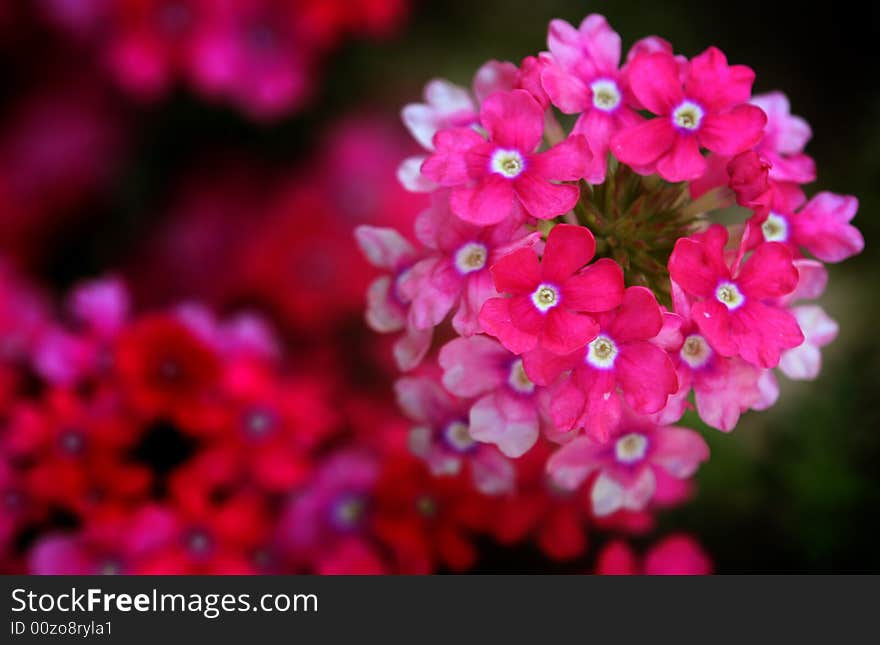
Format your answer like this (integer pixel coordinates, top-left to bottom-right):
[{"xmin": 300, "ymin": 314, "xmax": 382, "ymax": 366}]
[
  {"xmin": 38, "ymin": 0, "xmax": 408, "ymax": 120},
  {"xmin": 360, "ymin": 14, "xmax": 862, "ymax": 520}
]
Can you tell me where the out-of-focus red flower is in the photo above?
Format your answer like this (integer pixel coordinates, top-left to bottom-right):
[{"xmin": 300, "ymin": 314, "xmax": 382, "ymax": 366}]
[{"xmin": 115, "ymin": 314, "xmax": 220, "ymax": 421}]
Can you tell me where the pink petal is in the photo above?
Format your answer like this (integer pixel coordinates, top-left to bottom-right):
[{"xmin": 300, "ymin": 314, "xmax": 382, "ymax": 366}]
[
  {"xmin": 354, "ymin": 225, "xmax": 415, "ymax": 270},
  {"xmin": 616, "ymin": 342, "xmax": 677, "ymax": 413},
  {"xmin": 698, "ymin": 105, "xmax": 767, "ymax": 156},
  {"xmin": 541, "ymin": 223, "xmax": 596, "ymax": 283},
  {"xmin": 469, "ymin": 391, "xmax": 539, "ymax": 458},
  {"xmin": 541, "ymin": 308, "xmax": 599, "ymax": 355},
  {"xmin": 692, "ymin": 299, "xmax": 736, "ymax": 357},
  {"xmin": 365, "ymin": 276, "xmax": 406, "ymax": 333},
  {"xmin": 730, "ymin": 301, "xmax": 804, "ymax": 368},
  {"xmin": 656, "ymin": 135, "xmax": 706, "ymax": 182},
  {"xmin": 450, "ymin": 175, "xmax": 516, "ymax": 225},
  {"xmin": 562, "ymin": 258, "xmax": 625, "ymax": 312},
  {"xmin": 693, "ymin": 356, "xmax": 761, "ymax": 431},
  {"xmin": 490, "ymin": 247, "xmax": 541, "ymax": 294},
  {"xmin": 397, "ymin": 155, "xmax": 436, "ymax": 192},
  {"xmin": 576, "ymin": 14, "xmax": 622, "ymax": 74},
  {"xmin": 737, "ymin": 242, "xmax": 799, "ymax": 300},
  {"xmin": 530, "ymin": 134, "xmax": 592, "ymax": 180},
  {"xmin": 794, "ymin": 192, "xmax": 864, "ymax": 263},
  {"xmin": 480, "ymin": 89, "xmax": 544, "ymax": 151},
  {"xmin": 668, "ymin": 238, "xmax": 722, "ymax": 299},
  {"xmin": 438, "ymin": 335, "xmax": 507, "ymax": 397},
  {"xmin": 513, "ymin": 172, "xmax": 580, "ymax": 220},
  {"xmin": 393, "ymin": 326, "xmax": 432, "ymax": 371},
  {"xmin": 651, "ymin": 426, "xmax": 710, "ymax": 478},
  {"xmin": 546, "ymin": 19, "xmax": 586, "ymax": 72},
  {"xmin": 572, "ymin": 368, "xmax": 621, "ymax": 442},
  {"xmin": 421, "ymin": 127, "xmax": 485, "ymax": 185},
  {"xmin": 608, "ymin": 286, "xmax": 663, "ymax": 343},
  {"xmin": 521, "ymin": 345, "xmax": 582, "ymax": 386},
  {"xmin": 685, "ymin": 47, "xmax": 755, "ymax": 111},
  {"xmin": 451, "ymin": 268, "xmax": 497, "ymax": 336},
  {"xmin": 478, "ymin": 297, "xmax": 538, "ymax": 355},
  {"xmin": 546, "ymin": 436, "xmax": 604, "ymax": 490},
  {"xmin": 610, "ymin": 117, "xmax": 676, "ymax": 167},
  {"xmin": 626, "ymin": 52, "xmax": 683, "ymax": 115},
  {"xmin": 541, "ymin": 62, "xmax": 590, "ymax": 113},
  {"xmin": 473, "ymin": 60, "xmax": 519, "ymax": 103}
]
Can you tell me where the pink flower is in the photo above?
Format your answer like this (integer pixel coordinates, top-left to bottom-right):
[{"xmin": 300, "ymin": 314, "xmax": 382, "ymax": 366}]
[
  {"xmin": 747, "ymin": 190, "xmax": 864, "ymax": 263},
  {"xmin": 421, "ymin": 89, "xmax": 591, "ymax": 224},
  {"xmin": 657, "ymin": 283, "xmax": 768, "ymax": 431},
  {"xmin": 479, "ymin": 224, "xmax": 625, "ymax": 355},
  {"xmin": 546, "ymin": 414, "xmax": 709, "ymax": 516},
  {"xmin": 668, "ymin": 225, "xmax": 804, "ymax": 368},
  {"xmin": 610, "ymin": 47, "xmax": 766, "ymax": 182},
  {"xmin": 355, "ymin": 224, "xmax": 433, "ymax": 371},
  {"xmin": 541, "ymin": 15, "xmax": 644, "ymax": 182},
  {"xmin": 402, "ymin": 79, "xmax": 478, "ymax": 151},
  {"xmin": 395, "ymin": 376, "xmax": 515, "ymax": 495},
  {"xmin": 751, "ymin": 91, "xmax": 816, "ymax": 184},
  {"xmin": 596, "ymin": 534, "xmax": 712, "ymax": 575},
  {"xmin": 438, "ymin": 336, "xmax": 542, "ymax": 458},
  {"xmin": 727, "ymin": 150, "xmax": 773, "ymax": 213},
  {"xmin": 778, "ymin": 305, "xmax": 838, "ymax": 381},
  {"xmin": 398, "ymin": 195, "xmax": 541, "ymax": 336},
  {"xmin": 524, "ymin": 286, "xmax": 678, "ymax": 442}
]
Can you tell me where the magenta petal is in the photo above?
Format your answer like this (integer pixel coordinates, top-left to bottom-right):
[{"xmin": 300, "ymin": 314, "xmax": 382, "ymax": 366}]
[
  {"xmin": 692, "ymin": 299, "xmax": 736, "ymax": 357},
  {"xmin": 627, "ymin": 52, "xmax": 683, "ymax": 115},
  {"xmin": 540, "ymin": 308, "xmax": 599, "ymax": 355},
  {"xmin": 668, "ymin": 238, "xmax": 721, "ymax": 298},
  {"xmin": 530, "ymin": 135, "xmax": 592, "ymax": 180},
  {"xmin": 478, "ymin": 297, "xmax": 538, "ymax": 355},
  {"xmin": 450, "ymin": 175, "xmax": 515, "ymax": 225},
  {"xmin": 686, "ymin": 47, "xmax": 755, "ymax": 111},
  {"xmin": 490, "ymin": 247, "xmax": 541, "ymax": 295},
  {"xmin": 513, "ymin": 172, "xmax": 580, "ymax": 220},
  {"xmin": 698, "ymin": 105, "xmax": 767, "ymax": 156},
  {"xmin": 562, "ymin": 258, "xmax": 625, "ymax": 312},
  {"xmin": 795, "ymin": 192, "xmax": 864, "ymax": 263},
  {"xmin": 480, "ymin": 89, "xmax": 545, "ymax": 151},
  {"xmin": 608, "ymin": 286, "xmax": 663, "ymax": 343},
  {"xmin": 576, "ymin": 368, "xmax": 621, "ymax": 442},
  {"xmin": 610, "ymin": 117, "xmax": 676, "ymax": 167},
  {"xmin": 541, "ymin": 62, "xmax": 590, "ymax": 113},
  {"xmin": 521, "ymin": 345, "xmax": 582, "ymax": 386},
  {"xmin": 730, "ymin": 301, "xmax": 804, "ymax": 368},
  {"xmin": 737, "ymin": 242, "xmax": 798, "ymax": 300},
  {"xmin": 421, "ymin": 127, "xmax": 485, "ymax": 185},
  {"xmin": 541, "ymin": 224, "xmax": 596, "ymax": 283},
  {"xmin": 656, "ymin": 136, "xmax": 706, "ymax": 182},
  {"xmin": 617, "ymin": 342, "xmax": 677, "ymax": 413}
]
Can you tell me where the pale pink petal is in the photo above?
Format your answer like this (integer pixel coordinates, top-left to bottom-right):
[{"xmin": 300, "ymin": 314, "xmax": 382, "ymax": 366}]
[
  {"xmin": 651, "ymin": 426, "xmax": 710, "ymax": 478},
  {"xmin": 470, "ymin": 447, "xmax": 516, "ymax": 495},
  {"xmin": 469, "ymin": 391, "xmax": 539, "ymax": 458},
  {"xmin": 473, "ymin": 60, "xmax": 518, "ymax": 103},
  {"xmin": 397, "ymin": 155, "xmax": 437, "ymax": 192},
  {"xmin": 438, "ymin": 335, "xmax": 508, "ymax": 397},
  {"xmin": 546, "ymin": 436, "xmax": 604, "ymax": 490},
  {"xmin": 355, "ymin": 225, "xmax": 415, "ymax": 270}
]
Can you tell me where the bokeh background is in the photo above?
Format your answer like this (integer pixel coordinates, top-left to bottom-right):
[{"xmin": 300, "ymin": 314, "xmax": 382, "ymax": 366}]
[{"xmin": 0, "ymin": 0, "xmax": 877, "ymax": 573}]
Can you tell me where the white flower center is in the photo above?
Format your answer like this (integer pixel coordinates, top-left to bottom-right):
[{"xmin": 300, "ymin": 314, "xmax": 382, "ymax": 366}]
[
  {"xmin": 590, "ymin": 79, "xmax": 622, "ymax": 112},
  {"xmin": 531, "ymin": 283, "xmax": 560, "ymax": 313},
  {"xmin": 673, "ymin": 100, "xmax": 704, "ymax": 131},
  {"xmin": 715, "ymin": 281, "xmax": 745, "ymax": 310},
  {"xmin": 615, "ymin": 432, "xmax": 648, "ymax": 464},
  {"xmin": 508, "ymin": 359, "xmax": 535, "ymax": 394},
  {"xmin": 444, "ymin": 421, "xmax": 476, "ymax": 453},
  {"xmin": 761, "ymin": 213, "xmax": 789, "ymax": 242},
  {"xmin": 680, "ymin": 333, "xmax": 712, "ymax": 368},
  {"xmin": 454, "ymin": 242, "xmax": 488, "ymax": 274},
  {"xmin": 490, "ymin": 148, "xmax": 526, "ymax": 178},
  {"xmin": 586, "ymin": 334, "xmax": 618, "ymax": 369}
]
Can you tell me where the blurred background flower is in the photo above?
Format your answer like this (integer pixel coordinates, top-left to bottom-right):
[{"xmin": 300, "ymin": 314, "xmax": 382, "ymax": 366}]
[{"xmin": 0, "ymin": 0, "xmax": 876, "ymax": 573}]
